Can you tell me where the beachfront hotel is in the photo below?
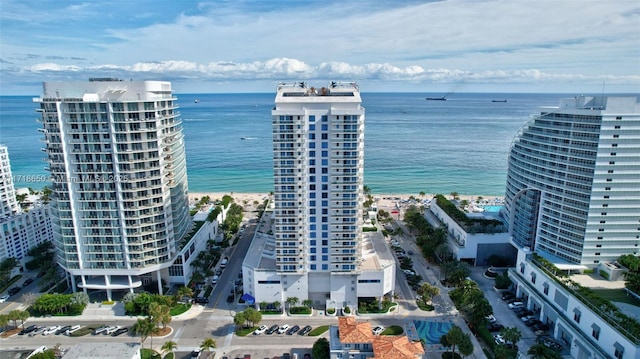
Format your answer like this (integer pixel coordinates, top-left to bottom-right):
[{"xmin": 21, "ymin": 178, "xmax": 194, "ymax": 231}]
[
  {"xmin": 0, "ymin": 145, "xmax": 54, "ymax": 268},
  {"xmin": 36, "ymin": 79, "xmax": 191, "ymax": 299},
  {"xmin": 505, "ymin": 96, "xmax": 640, "ymax": 359},
  {"xmin": 243, "ymin": 82, "xmax": 395, "ymax": 310}
]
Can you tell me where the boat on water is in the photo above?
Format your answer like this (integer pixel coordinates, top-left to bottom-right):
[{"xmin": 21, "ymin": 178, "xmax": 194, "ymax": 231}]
[
  {"xmin": 426, "ymin": 96, "xmax": 447, "ymax": 101},
  {"xmin": 492, "ymin": 99, "xmax": 507, "ymax": 103},
  {"xmin": 194, "ymin": 99, "xmax": 199, "ymax": 103}
]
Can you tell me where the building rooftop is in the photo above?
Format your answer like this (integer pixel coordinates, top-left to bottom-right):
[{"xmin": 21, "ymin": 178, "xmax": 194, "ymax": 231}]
[{"xmin": 338, "ymin": 316, "xmax": 373, "ymax": 343}]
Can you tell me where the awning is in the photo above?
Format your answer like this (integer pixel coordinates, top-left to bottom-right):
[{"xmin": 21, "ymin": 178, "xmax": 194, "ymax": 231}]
[{"xmin": 241, "ymin": 293, "xmax": 255, "ymax": 305}]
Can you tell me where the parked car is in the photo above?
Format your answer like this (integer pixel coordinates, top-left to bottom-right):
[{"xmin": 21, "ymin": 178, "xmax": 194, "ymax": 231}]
[
  {"xmin": 266, "ymin": 324, "xmax": 279, "ymax": 335},
  {"xmin": 501, "ymin": 292, "xmax": 515, "ymax": 301},
  {"xmin": 23, "ymin": 278, "xmax": 34, "ymax": 287},
  {"xmin": 105, "ymin": 326, "xmax": 120, "ymax": 335},
  {"xmin": 532, "ymin": 323, "xmax": 550, "ymax": 332},
  {"xmin": 494, "ymin": 334, "xmax": 506, "ymax": 345},
  {"xmin": 212, "ymin": 275, "xmax": 219, "ymax": 284},
  {"xmin": 537, "ymin": 336, "xmax": 563, "ymax": 351},
  {"xmin": 487, "ymin": 323, "xmax": 504, "ymax": 332},
  {"xmin": 55, "ymin": 326, "xmax": 72, "ymax": 335},
  {"xmin": 194, "ymin": 297, "xmax": 209, "ymax": 304},
  {"xmin": 254, "ymin": 325, "xmax": 268, "ymax": 335},
  {"xmin": 299, "ymin": 325, "xmax": 312, "ymax": 336},
  {"xmin": 112, "ymin": 327, "xmax": 129, "ymax": 336},
  {"xmin": 191, "ymin": 349, "xmax": 201, "ymax": 358},
  {"xmin": 372, "ymin": 326, "xmax": 384, "ymax": 335},
  {"xmin": 43, "ymin": 325, "xmax": 61, "ymax": 336},
  {"xmin": 526, "ymin": 319, "xmax": 542, "ymax": 327},
  {"xmin": 508, "ymin": 301, "xmax": 524, "ymax": 309},
  {"xmin": 65, "ymin": 325, "xmax": 82, "ymax": 335},
  {"xmin": 8, "ymin": 287, "xmax": 20, "ymax": 296},
  {"xmin": 226, "ymin": 295, "xmax": 235, "ymax": 303},
  {"xmin": 19, "ymin": 325, "xmax": 38, "ymax": 335},
  {"xmin": 0, "ymin": 294, "xmax": 10, "ymax": 303},
  {"xmin": 286, "ymin": 325, "xmax": 300, "ymax": 335},
  {"xmin": 93, "ymin": 325, "xmax": 109, "ymax": 335},
  {"xmin": 277, "ymin": 324, "xmax": 290, "ymax": 334},
  {"xmin": 485, "ymin": 314, "xmax": 496, "ymax": 323},
  {"xmin": 29, "ymin": 326, "xmax": 47, "ymax": 336}
]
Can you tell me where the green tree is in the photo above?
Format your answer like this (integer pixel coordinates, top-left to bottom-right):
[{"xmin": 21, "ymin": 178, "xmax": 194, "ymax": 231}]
[
  {"xmin": 286, "ymin": 296, "xmax": 299, "ymax": 310},
  {"xmin": 161, "ymin": 341, "xmax": 178, "ymax": 356},
  {"xmin": 243, "ymin": 307, "xmax": 262, "ymax": 327},
  {"xmin": 200, "ymin": 337, "xmax": 217, "ymax": 358},
  {"xmin": 259, "ymin": 301, "xmax": 268, "ymax": 310},
  {"xmin": 302, "ymin": 299, "xmax": 313, "ymax": 308},
  {"xmin": 7, "ymin": 310, "xmax": 21, "ymax": 329},
  {"xmin": 28, "ymin": 350, "xmax": 56, "ymax": 359},
  {"xmin": 176, "ymin": 286, "xmax": 194, "ymax": 301},
  {"xmin": 528, "ymin": 343, "xmax": 562, "ymax": 359},
  {"xmin": 0, "ymin": 314, "xmax": 8, "ymax": 331},
  {"xmin": 417, "ymin": 283, "xmax": 439, "ymax": 306},
  {"xmin": 0, "ymin": 257, "xmax": 18, "ymax": 283},
  {"xmin": 458, "ymin": 333, "xmax": 474, "ymax": 358},
  {"xmin": 445, "ymin": 326, "xmax": 465, "ymax": 355},
  {"xmin": 450, "ymin": 191, "xmax": 460, "ymax": 200},
  {"xmin": 312, "ymin": 337, "xmax": 330, "ymax": 359},
  {"xmin": 132, "ymin": 317, "xmax": 156, "ymax": 350},
  {"xmin": 500, "ymin": 327, "xmax": 522, "ymax": 347},
  {"xmin": 149, "ymin": 303, "xmax": 172, "ymax": 329},
  {"xmin": 233, "ymin": 311, "xmax": 246, "ymax": 328},
  {"xmin": 419, "ymin": 191, "xmax": 426, "ymax": 198},
  {"xmin": 18, "ymin": 310, "xmax": 30, "ymax": 329}
]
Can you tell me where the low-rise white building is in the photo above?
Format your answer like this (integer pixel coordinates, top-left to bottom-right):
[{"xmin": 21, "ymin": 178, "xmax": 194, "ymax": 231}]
[
  {"xmin": 429, "ymin": 197, "xmax": 514, "ymax": 265},
  {"xmin": 166, "ymin": 218, "xmax": 219, "ymax": 285},
  {"xmin": 0, "ymin": 203, "xmax": 54, "ymax": 267},
  {"xmin": 509, "ymin": 248, "xmax": 639, "ymax": 359}
]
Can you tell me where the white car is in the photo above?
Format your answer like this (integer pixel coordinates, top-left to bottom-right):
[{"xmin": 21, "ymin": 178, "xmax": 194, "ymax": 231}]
[
  {"xmin": 0, "ymin": 294, "xmax": 9, "ymax": 303},
  {"xmin": 29, "ymin": 326, "xmax": 47, "ymax": 336},
  {"xmin": 494, "ymin": 334, "xmax": 505, "ymax": 345},
  {"xmin": 403, "ymin": 269, "xmax": 415, "ymax": 276},
  {"xmin": 485, "ymin": 314, "xmax": 496, "ymax": 323},
  {"xmin": 277, "ymin": 324, "xmax": 290, "ymax": 334},
  {"xmin": 508, "ymin": 301, "xmax": 524, "ymax": 309},
  {"xmin": 105, "ymin": 326, "xmax": 120, "ymax": 335},
  {"xmin": 372, "ymin": 326, "xmax": 384, "ymax": 335},
  {"xmin": 42, "ymin": 325, "xmax": 61, "ymax": 336},
  {"xmin": 253, "ymin": 325, "xmax": 268, "ymax": 335}
]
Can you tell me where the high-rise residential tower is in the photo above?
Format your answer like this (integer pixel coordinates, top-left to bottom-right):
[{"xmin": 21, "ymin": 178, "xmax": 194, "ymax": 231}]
[
  {"xmin": 504, "ymin": 95, "xmax": 640, "ymax": 267},
  {"xmin": 243, "ymin": 82, "xmax": 395, "ymax": 310},
  {"xmin": 36, "ymin": 79, "xmax": 191, "ymax": 299},
  {"xmin": 0, "ymin": 145, "xmax": 20, "ymax": 217}
]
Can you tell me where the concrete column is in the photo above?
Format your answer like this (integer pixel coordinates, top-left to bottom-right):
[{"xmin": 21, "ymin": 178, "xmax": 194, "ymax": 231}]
[
  {"xmin": 70, "ymin": 274, "xmax": 77, "ymax": 292},
  {"xmin": 156, "ymin": 270, "xmax": 163, "ymax": 295},
  {"xmin": 80, "ymin": 275, "xmax": 88, "ymax": 295},
  {"xmin": 104, "ymin": 275, "xmax": 111, "ymax": 301}
]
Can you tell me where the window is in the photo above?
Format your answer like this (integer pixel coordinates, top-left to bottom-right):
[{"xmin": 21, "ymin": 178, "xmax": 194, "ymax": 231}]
[
  {"xmin": 519, "ymin": 263, "xmax": 525, "ymax": 274},
  {"xmin": 614, "ymin": 342, "xmax": 625, "ymax": 359},
  {"xmin": 531, "ymin": 273, "xmax": 536, "ymax": 284},
  {"xmin": 573, "ymin": 308, "xmax": 581, "ymax": 323},
  {"xmin": 543, "ymin": 283, "xmax": 549, "ymax": 295},
  {"xmin": 592, "ymin": 324, "xmax": 600, "ymax": 340}
]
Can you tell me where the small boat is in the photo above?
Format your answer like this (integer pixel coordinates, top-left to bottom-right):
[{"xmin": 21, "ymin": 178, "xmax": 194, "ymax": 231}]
[
  {"xmin": 492, "ymin": 99, "xmax": 507, "ymax": 103},
  {"xmin": 426, "ymin": 96, "xmax": 447, "ymax": 101},
  {"xmin": 194, "ymin": 99, "xmax": 199, "ymax": 103}
]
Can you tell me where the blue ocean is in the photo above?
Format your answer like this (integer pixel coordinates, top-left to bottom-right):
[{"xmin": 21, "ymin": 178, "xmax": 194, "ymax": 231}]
[{"xmin": 0, "ymin": 92, "xmax": 587, "ymax": 196}]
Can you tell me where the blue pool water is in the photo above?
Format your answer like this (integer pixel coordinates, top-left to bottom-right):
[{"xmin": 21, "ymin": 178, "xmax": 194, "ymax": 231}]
[
  {"xmin": 482, "ymin": 205, "xmax": 504, "ymax": 212},
  {"xmin": 413, "ymin": 320, "xmax": 453, "ymax": 344}
]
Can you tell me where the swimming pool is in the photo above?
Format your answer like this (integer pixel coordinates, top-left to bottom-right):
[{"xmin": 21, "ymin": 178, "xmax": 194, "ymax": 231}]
[
  {"xmin": 413, "ymin": 320, "xmax": 453, "ymax": 344},
  {"xmin": 482, "ymin": 205, "xmax": 503, "ymax": 212}
]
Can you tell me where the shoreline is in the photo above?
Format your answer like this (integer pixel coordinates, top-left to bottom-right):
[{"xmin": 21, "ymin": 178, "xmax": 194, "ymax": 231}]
[{"xmin": 188, "ymin": 191, "xmax": 504, "ymax": 209}]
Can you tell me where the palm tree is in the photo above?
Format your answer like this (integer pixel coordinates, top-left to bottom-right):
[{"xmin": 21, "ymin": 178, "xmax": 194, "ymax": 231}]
[
  {"xmin": 302, "ymin": 299, "xmax": 313, "ymax": 308},
  {"xmin": 18, "ymin": 310, "xmax": 30, "ymax": 329},
  {"xmin": 0, "ymin": 314, "xmax": 8, "ymax": 332},
  {"xmin": 285, "ymin": 296, "xmax": 299, "ymax": 311},
  {"xmin": 419, "ymin": 191, "xmax": 426, "ymax": 198},
  {"xmin": 445, "ymin": 326, "xmax": 465, "ymax": 355},
  {"xmin": 259, "ymin": 301, "xmax": 268, "ymax": 310},
  {"xmin": 450, "ymin": 191, "xmax": 460, "ymax": 200},
  {"xmin": 200, "ymin": 338, "xmax": 217, "ymax": 358},
  {"xmin": 176, "ymin": 286, "xmax": 193, "ymax": 301},
  {"xmin": 458, "ymin": 333, "xmax": 474, "ymax": 358},
  {"xmin": 7, "ymin": 310, "xmax": 21, "ymax": 329},
  {"xmin": 500, "ymin": 326, "xmax": 522, "ymax": 347},
  {"xmin": 417, "ymin": 283, "xmax": 439, "ymax": 306},
  {"xmin": 161, "ymin": 341, "xmax": 177, "ymax": 356},
  {"xmin": 132, "ymin": 317, "xmax": 156, "ymax": 350}
]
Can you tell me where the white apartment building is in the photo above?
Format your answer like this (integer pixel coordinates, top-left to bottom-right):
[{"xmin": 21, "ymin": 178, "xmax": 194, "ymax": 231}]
[
  {"xmin": 0, "ymin": 145, "xmax": 20, "ymax": 217},
  {"xmin": 243, "ymin": 82, "xmax": 395, "ymax": 310},
  {"xmin": 504, "ymin": 96, "xmax": 640, "ymax": 267},
  {"xmin": 505, "ymin": 96, "xmax": 640, "ymax": 359},
  {"xmin": 0, "ymin": 145, "xmax": 54, "ymax": 268},
  {"xmin": 36, "ymin": 79, "xmax": 191, "ymax": 299}
]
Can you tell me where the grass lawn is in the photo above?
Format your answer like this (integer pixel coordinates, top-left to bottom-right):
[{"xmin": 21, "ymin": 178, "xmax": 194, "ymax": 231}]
[
  {"xmin": 236, "ymin": 326, "xmax": 257, "ymax": 336},
  {"xmin": 417, "ymin": 301, "xmax": 435, "ymax": 311},
  {"xmin": 308, "ymin": 325, "xmax": 329, "ymax": 336},
  {"xmin": 170, "ymin": 303, "xmax": 191, "ymax": 316},
  {"xmin": 289, "ymin": 307, "xmax": 312, "ymax": 315},
  {"xmin": 140, "ymin": 348, "xmax": 162, "ymax": 359},
  {"xmin": 382, "ymin": 325, "xmax": 404, "ymax": 335},
  {"xmin": 591, "ymin": 288, "xmax": 640, "ymax": 306}
]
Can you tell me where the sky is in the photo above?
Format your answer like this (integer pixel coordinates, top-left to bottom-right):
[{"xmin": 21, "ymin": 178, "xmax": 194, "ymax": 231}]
[{"xmin": 1, "ymin": 0, "xmax": 639, "ymax": 95}]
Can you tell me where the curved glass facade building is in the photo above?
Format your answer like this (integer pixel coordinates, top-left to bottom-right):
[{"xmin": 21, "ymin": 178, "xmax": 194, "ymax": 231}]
[
  {"xmin": 504, "ymin": 96, "xmax": 640, "ymax": 267},
  {"xmin": 36, "ymin": 79, "xmax": 191, "ymax": 298}
]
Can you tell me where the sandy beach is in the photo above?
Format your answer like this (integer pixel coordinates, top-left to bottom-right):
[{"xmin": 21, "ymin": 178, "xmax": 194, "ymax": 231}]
[{"xmin": 189, "ymin": 191, "xmax": 504, "ymax": 211}]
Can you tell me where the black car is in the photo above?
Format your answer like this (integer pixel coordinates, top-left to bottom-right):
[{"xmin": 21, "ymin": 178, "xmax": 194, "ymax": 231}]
[
  {"xmin": 501, "ymin": 292, "xmax": 514, "ymax": 300},
  {"xmin": 55, "ymin": 325, "xmax": 72, "ymax": 335},
  {"xmin": 23, "ymin": 278, "xmax": 34, "ymax": 287},
  {"xmin": 112, "ymin": 327, "xmax": 129, "ymax": 336},
  {"xmin": 8, "ymin": 287, "xmax": 21, "ymax": 296},
  {"xmin": 265, "ymin": 324, "xmax": 279, "ymax": 335},
  {"xmin": 526, "ymin": 319, "xmax": 542, "ymax": 327},
  {"xmin": 286, "ymin": 325, "xmax": 300, "ymax": 335},
  {"xmin": 19, "ymin": 325, "xmax": 38, "ymax": 335},
  {"xmin": 487, "ymin": 323, "xmax": 504, "ymax": 332},
  {"xmin": 532, "ymin": 323, "xmax": 550, "ymax": 331},
  {"xmin": 298, "ymin": 325, "xmax": 312, "ymax": 336},
  {"xmin": 194, "ymin": 297, "xmax": 209, "ymax": 304},
  {"xmin": 226, "ymin": 295, "xmax": 235, "ymax": 303}
]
